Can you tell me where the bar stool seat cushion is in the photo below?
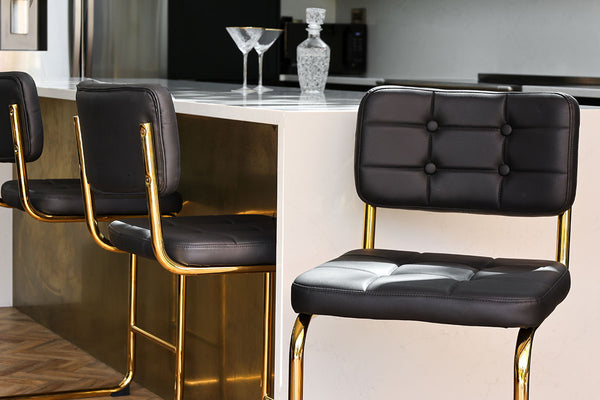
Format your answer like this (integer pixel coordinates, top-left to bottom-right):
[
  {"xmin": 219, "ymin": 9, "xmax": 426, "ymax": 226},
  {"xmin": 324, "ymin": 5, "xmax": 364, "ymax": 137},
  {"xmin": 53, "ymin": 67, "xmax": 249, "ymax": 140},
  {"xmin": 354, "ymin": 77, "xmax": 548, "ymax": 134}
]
[
  {"xmin": 1, "ymin": 178, "xmax": 183, "ymax": 216},
  {"xmin": 291, "ymin": 249, "xmax": 570, "ymax": 328},
  {"xmin": 108, "ymin": 214, "xmax": 276, "ymax": 266}
]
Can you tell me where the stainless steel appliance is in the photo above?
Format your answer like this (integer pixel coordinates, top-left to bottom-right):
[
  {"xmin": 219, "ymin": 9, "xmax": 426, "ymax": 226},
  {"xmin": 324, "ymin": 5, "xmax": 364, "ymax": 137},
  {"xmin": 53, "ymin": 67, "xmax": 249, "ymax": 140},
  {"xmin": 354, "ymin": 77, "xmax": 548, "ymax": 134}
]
[
  {"xmin": 0, "ymin": 0, "xmax": 46, "ymax": 50},
  {"xmin": 69, "ymin": 0, "xmax": 167, "ymax": 78}
]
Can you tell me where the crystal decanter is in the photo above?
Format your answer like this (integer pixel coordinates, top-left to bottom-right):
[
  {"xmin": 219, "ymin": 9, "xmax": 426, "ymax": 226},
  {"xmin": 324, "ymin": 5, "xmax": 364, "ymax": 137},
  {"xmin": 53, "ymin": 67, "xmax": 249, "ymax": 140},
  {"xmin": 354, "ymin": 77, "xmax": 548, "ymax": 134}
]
[{"xmin": 297, "ymin": 8, "xmax": 330, "ymax": 94}]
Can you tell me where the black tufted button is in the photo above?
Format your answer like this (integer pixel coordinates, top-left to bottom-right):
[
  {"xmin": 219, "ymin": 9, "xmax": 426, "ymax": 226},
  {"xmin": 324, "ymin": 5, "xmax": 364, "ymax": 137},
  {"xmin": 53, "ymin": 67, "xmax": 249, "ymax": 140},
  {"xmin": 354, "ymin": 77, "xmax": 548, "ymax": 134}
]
[
  {"xmin": 426, "ymin": 120, "xmax": 438, "ymax": 132},
  {"xmin": 424, "ymin": 162, "xmax": 437, "ymax": 175},
  {"xmin": 498, "ymin": 164, "xmax": 510, "ymax": 176},
  {"xmin": 501, "ymin": 124, "xmax": 512, "ymax": 136}
]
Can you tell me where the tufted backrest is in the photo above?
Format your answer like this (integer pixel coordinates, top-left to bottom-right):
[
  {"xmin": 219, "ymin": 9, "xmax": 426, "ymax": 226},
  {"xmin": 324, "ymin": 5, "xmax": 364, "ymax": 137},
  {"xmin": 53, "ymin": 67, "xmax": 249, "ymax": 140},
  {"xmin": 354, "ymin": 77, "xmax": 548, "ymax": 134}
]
[
  {"xmin": 0, "ymin": 71, "xmax": 44, "ymax": 162},
  {"xmin": 355, "ymin": 86, "xmax": 579, "ymax": 216},
  {"xmin": 76, "ymin": 80, "xmax": 180, "ymax": 195}
]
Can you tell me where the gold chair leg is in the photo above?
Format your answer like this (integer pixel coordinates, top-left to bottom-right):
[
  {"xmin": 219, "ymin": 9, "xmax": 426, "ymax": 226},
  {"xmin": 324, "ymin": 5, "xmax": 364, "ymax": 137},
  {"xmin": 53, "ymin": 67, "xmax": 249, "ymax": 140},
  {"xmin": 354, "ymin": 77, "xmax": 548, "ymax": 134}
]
[
  {"xmin": 125, "ymin": 254, "xmax": 138, "ymax": 386},
  {"xmin": 0, "ymin": 254, "xmax": 139, "ymax": 400},
  {"xmin": 261, "ymin": 271, "xmax": 275, "ymax": 400},
  {"xmin": 174, "ymin": 275, "xmax": 187, "ymax": 400},
  {"xmin": 289, "ymin": 314, "xmax": 313, "ymax": 400},
  {"xmin": 514, "ymin": 327, "xmax": 536, "ymax": 400},
  {"xmin": 218, "ymin": 275, "xmax": 227, "ymax": 400}
]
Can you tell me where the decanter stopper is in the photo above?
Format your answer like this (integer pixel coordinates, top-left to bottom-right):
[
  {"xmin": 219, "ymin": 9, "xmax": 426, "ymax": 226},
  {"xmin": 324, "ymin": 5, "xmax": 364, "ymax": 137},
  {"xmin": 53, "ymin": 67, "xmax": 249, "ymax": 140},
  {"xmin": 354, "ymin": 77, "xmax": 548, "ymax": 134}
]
[{"xmin": 306, "ymin": 7, "xmax": 326, "ymax": 30}]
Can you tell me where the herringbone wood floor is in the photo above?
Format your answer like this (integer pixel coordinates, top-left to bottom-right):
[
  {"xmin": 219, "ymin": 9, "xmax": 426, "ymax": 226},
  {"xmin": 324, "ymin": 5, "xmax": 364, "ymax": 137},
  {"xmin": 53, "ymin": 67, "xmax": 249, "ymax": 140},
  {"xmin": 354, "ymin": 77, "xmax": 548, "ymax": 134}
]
[{"xmin": 0, "ymin": 307, "xmax": 162, "ymax": 400}]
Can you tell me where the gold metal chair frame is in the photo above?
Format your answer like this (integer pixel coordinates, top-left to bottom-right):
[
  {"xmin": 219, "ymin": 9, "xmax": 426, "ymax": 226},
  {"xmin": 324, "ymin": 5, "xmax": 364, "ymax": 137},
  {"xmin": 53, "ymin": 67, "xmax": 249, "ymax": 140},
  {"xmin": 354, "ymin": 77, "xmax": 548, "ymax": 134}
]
[
  {"xmin": 289, "ymin": 203, "xmax": 572, "ymax": 400},
  {"xmin": 0, "ymin": 104, "xmax": 142, "ymax": 400},
  {"xmin": 64, "ymin": 117, "xmax": 274, "ymax": 400},
  {"xmin": 0, "ymin": 104, "xmax": 129, "ymax": 222}
]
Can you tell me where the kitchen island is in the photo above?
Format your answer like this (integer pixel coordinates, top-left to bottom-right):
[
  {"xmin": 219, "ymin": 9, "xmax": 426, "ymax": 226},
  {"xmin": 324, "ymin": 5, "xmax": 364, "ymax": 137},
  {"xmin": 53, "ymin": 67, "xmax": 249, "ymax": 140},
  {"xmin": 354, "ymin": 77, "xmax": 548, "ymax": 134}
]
[{"xmin": 12, "ymin": 79, "xmax": 600, "ymax": 400}]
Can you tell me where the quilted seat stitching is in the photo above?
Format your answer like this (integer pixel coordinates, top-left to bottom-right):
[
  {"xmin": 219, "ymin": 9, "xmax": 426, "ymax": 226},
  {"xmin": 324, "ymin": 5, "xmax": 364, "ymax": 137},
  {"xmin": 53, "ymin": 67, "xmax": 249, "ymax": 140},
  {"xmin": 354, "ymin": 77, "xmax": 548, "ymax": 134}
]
[
  {"xmin": 108, "ymin": 226, "xmax": 274, "ymax": 249},
  {"xmin": 360, "ymin": 165, "xmax": 568, "ymax": 174},
  {"xmin": 315, "ymin": 265, "xmax": 394, "ymax": 276},
  {"xmin": 365, "ymin": 269, "xmax": 476, "ymax": 292}
]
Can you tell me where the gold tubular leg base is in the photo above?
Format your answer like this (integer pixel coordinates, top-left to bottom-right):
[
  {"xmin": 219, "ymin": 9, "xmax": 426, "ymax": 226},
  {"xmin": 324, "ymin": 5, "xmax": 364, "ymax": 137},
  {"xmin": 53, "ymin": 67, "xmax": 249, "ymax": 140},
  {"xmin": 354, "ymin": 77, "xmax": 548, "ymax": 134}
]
[
  {"xmin": 514, "ymin": 327, "xmax": 536, "ymax": 400},
  {"xmin": 0, "ymin": 255, "xmax": 139, "ymax": 400},
  {"xmin": 0, "ymin": 380, "xmax": 132, "ymax": 400},
  {"xmin": 289, "ymin": 314, "xmax": 313, "ymax": 400}
]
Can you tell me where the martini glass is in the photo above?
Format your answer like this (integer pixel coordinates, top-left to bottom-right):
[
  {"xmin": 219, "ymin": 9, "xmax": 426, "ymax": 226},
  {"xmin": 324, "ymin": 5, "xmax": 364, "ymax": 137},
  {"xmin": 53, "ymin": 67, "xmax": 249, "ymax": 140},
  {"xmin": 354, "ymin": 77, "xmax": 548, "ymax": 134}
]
[
  {"xmin": 254, "ymin": 29, "xmax": 283, "ymax": 93},
  {"xmin": 226, "ymin": 27, "xmax": 264, "ymax": 93}
]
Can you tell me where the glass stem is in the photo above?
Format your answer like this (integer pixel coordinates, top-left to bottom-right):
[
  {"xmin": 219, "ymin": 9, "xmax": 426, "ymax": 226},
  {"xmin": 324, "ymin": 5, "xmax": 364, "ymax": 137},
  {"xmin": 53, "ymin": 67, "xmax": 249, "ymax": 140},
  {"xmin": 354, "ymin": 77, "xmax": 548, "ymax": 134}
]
[
  {"xmin": 258, "ymin": 52, "xmax": 264, "ymax": 87},
  {"xmin": 242, "ymin": 53, "xmax": 249, "ymax": 89}
]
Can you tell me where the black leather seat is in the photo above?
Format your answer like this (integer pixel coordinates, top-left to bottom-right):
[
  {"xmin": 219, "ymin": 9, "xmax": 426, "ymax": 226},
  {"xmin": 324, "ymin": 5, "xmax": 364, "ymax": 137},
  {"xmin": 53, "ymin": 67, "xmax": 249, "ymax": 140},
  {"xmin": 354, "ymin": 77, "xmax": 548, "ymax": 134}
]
[
  {"xmin": 289, "ymin": 86, "xmax": 579, "ymax": 400},
  {"xmin": 109, "ymin": 214, "xmax": 276, "ymax": 266},
  {"xmin": 293, "ymin": 250, "xmax": 570, "ymax": 328},
  {"xmin": 1, "ymin": 178, "xmax": 182, "ymax": 215},
  {"xmin": 0, "ymin": 71, "xmax": 182, "ymax": 220},
  {"xmin": 74, "ymin": 80, "xmax": 276, "ymax": 400}
]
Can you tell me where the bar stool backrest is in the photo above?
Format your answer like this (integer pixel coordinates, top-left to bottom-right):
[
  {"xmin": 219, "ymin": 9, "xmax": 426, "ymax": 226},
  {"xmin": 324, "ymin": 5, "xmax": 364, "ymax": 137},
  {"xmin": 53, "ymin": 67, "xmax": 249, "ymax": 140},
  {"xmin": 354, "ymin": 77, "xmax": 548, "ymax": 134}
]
[
  {"xmin": 76, "ymin": 80, "xmax": 180, "ymax": 196},
  {"xmin": 0, "ymin": 71, "xmax": 43, "ymax": 162},
  {"xmin": 355, "ymin": 86, "xmax": 580, "ymax": 217}
]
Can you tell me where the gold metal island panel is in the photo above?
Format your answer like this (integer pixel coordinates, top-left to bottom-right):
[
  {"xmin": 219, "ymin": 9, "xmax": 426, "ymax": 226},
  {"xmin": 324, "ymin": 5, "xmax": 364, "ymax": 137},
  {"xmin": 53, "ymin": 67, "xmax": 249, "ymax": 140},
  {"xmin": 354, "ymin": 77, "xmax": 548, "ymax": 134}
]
[{"xmin": 12, "ymin": 98, "xmax": 277, "ymax": 400}]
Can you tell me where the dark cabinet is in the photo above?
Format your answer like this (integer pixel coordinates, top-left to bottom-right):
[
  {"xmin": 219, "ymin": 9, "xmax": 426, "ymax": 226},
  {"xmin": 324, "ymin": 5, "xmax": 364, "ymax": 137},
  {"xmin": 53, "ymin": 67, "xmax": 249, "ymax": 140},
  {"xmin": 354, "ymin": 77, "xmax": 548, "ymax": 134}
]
[{"xmin": 168, "ymin": 0, "xmax": 281, "ymax": 84}]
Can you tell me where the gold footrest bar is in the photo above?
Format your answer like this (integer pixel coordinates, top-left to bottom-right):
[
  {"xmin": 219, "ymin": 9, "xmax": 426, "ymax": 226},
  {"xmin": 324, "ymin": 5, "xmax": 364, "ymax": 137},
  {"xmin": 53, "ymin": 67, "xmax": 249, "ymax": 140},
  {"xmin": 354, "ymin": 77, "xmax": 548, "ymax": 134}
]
[{"xmin": 131, "ymin": 324, "xmax": 176, "ymax": 353}]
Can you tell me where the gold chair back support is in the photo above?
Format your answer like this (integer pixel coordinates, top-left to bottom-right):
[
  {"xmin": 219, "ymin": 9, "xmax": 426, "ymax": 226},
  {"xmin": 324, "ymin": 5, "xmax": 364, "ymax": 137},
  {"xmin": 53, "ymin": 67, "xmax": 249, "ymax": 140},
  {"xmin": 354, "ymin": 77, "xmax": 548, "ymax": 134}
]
[
  {"xmin": 72, "ymin": 116, "xmax": 124, "ymax": 253},
  {"xmin": 6, "ymin": 104, "xmax": 83, "ymax": 222},
  {"xmin": 362, "ymin": 204, "xmax": 376, "ymax": 250},
  {"xmin": 556, "ymin": 209, "xmax": 572, "ymax": 267},
  {"xmin": 362, "ymin": 202, "xmax": 572, "ymax": 268}
]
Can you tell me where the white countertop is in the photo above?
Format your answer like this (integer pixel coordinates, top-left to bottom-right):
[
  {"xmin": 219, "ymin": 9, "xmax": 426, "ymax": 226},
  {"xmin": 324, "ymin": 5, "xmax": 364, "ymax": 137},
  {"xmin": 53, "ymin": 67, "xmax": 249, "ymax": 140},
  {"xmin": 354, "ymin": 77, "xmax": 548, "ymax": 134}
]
[{"xmin": 36, "ymin": 78, "xmax": 366, "ymax": 125}]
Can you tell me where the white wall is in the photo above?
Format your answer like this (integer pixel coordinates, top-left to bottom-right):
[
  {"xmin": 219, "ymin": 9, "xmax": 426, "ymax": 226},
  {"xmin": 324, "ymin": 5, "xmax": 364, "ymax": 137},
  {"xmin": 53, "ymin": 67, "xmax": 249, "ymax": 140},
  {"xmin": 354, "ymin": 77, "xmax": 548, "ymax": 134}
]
[
  {"xmin": 0, "ymin": 0, "xmax": 70, "ymax": 306},
  {"xmin": 334, "ymin": 0, "xmax": 600, "ymax": 79},
  {"xmin": 281, "ymin": 0, "xmax": 337, "ymax": 23}
]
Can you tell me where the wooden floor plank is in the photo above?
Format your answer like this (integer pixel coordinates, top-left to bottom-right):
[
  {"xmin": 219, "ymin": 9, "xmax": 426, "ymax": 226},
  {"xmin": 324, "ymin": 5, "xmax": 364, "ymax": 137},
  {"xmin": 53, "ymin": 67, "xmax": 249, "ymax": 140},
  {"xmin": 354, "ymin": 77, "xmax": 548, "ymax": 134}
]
[{"xmin": 0, "ymin": 307, "xmax": 162, "ymax": 400}]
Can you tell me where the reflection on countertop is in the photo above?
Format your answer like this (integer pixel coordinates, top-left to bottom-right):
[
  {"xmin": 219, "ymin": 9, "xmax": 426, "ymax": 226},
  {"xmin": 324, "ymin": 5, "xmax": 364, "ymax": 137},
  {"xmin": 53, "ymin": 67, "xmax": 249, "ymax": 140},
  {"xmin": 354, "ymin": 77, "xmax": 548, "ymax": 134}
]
[{"xmin": 35, "ymin": 78, "xmax": 367, "ymax": 111}]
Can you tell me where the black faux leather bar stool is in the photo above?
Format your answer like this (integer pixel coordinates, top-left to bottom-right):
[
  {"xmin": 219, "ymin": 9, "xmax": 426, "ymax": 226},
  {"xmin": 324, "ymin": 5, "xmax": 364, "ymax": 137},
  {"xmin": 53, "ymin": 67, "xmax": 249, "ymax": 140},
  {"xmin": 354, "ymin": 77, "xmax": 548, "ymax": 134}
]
[
  {"xmin": 73, "ymin": 80, "xmax": 276, "ymax": 400},
  {"xmin": 289, "ymin": 87, "xmax": 579, "ymax": 400},
  {"xmin": 0, "ymin": 71, "xmax": 183, "ymax": 221},
  {"xmin": 0, "ymin": 72, "xmax": 183, "ymax": 400}
]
